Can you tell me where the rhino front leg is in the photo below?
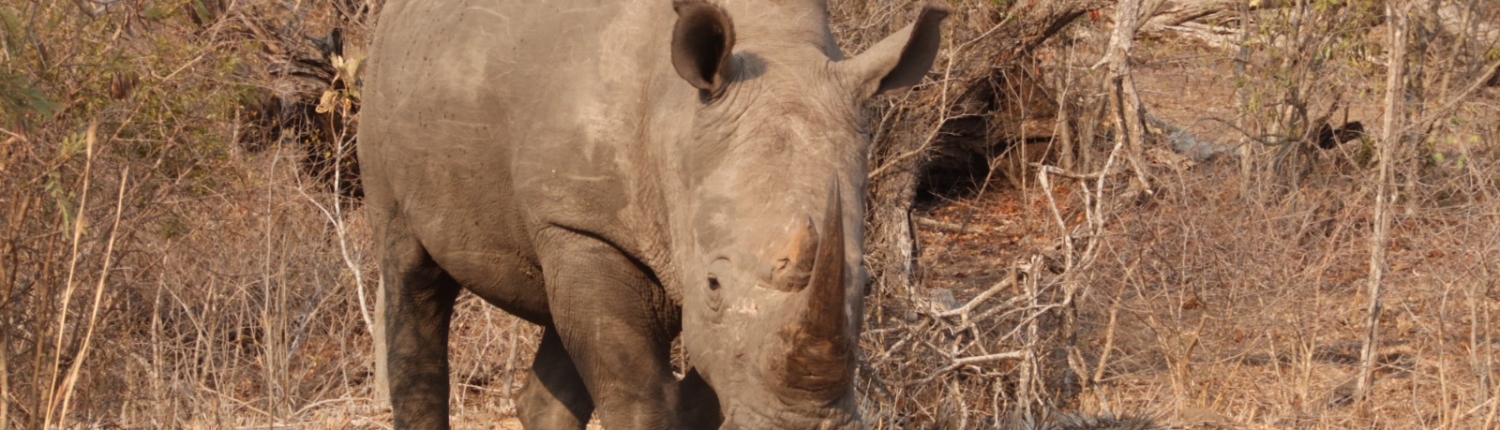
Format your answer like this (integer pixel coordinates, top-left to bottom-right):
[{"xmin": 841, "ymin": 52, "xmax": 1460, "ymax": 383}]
[
  {"xmin": 517, "ymin": 327, "xmax": 594, "ymax": 429},
  {"xmin": 678, "ymin": 367, "xmax": 724, "ymax": 429},
  {"xmin": 379, "ymin": 219, "xmax": 462, "ymax": 430},
  {"xmin": 538, "ymin": 230, "xmax": 682, "ymax": 429}
]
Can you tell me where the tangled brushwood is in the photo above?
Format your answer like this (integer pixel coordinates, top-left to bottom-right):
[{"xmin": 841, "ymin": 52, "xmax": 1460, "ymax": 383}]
[{"xmin": 4, "ymin": 0, "xmax": 1499, "ymax": 428}]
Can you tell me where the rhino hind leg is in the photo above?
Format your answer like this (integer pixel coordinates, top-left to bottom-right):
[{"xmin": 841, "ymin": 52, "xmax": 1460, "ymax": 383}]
[
  {"xmin": 536, "ymin": 229, "xmax": 683, "ymax": 429},
  {"xmin": 378, "ymin": 217, "xmax": 462, "ymax": 430},
  {"xmin": 517, "ymin": 327, "xmax": 594, "ymax": 429}
]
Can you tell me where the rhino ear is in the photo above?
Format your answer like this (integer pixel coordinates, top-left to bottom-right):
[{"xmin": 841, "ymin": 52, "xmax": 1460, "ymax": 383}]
[
  {"xmin": 672, "ymin": 0, "xmax": 736, "ymax": 92},
  {"xmin": 840, "ymin": 5, "xmax": 949, "ymax": 97}
]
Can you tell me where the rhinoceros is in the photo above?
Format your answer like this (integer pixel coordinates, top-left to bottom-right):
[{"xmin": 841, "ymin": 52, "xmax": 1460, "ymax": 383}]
[{"xmin": 360, "ymin": 0, "xmax": 947, "ymax": 428}]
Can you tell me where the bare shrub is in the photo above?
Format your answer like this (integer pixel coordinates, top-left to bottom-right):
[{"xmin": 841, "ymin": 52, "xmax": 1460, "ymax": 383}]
[
  {"xmin": 0, "ymin": 1, "xmax": 400, "ymax": 427},
  {"xmin": 842, "ymin": 0, "xmax": 1500, "ymax": 427}
]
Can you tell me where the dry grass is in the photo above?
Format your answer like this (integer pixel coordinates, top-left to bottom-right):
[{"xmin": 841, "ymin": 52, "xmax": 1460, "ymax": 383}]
[{"xmin": 3, "ymin": 0, "xmax": 1499, "ymax": 429}]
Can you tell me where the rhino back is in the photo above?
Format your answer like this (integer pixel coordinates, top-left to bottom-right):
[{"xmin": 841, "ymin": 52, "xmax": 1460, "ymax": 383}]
[{"xmin": 361, "ymin": 0, "xmax": 693, "ymax": 317}]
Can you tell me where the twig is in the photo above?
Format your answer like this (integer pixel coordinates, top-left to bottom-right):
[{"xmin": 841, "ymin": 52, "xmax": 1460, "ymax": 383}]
[
  {"xmin": 951, "ymin": 350, "xmax": 1027, "ymax": 368},
  {"xmin": 909, "ymin": 350, "xmax": 1028, "ymax": 386},
  {"xmin": 1485, "ymin": 372, "xmax": 1499, "ymax": 430},
  {"xmin": 56, "ymin": 167, "xmax": 128, "ymax": 423},
  {"xmin": 43, "ymin": 120, "xmax": 96, "ymax": 430},
  {"xmin": 1356, "ymin": 0, "xmax": 1407, "ymax": 405},
  {"xmin": 292, "ymin": 395, "xmax": 368, "ymax": 418},
  {"xmin": 1035, "ymin": 163, "xmax": 1108, "ymax": 180},
  {"xmin": 151, "ymin": 50, "xmax": 209, "ymax": 83},
  {"xmin": 501, "ymin": 318, "xmax": 522, "ymax": 405},
  {"xmin": 1409, "ymin": 57, "xmax": 1500, "ymax": 135},
  {"xmin": 65, "ymin": 0, "xmax": 98, "ymax": 16},
  {"xmin": 1431, "ymin": 396, "xmax": 1497, "ymax": 430},
  {"xmin": 196, "ymin": 381, "xmax": 275, "ymax": 420},
  {"xmin": 936, "ymin": 275, "xmax": 1017, "ymax": 319},
  {"xmin": 914, "ymin": 216, "xmax": 987, "ymax": 234},
  {"xmin": 1091, "ymin": 299, "xmax": 1120, "ymax": 386},
  {"xmin": 865, "ymin": 97, "xmax": 961, "ymax": 182},
  {"xmin": 1017, "ymin": 254, "xmax": 1044, "ymax": 414},
  {"xmin": 1039, "ymin": 167, "xmax": 1076, "ymax": 268},
  {"xmin": 1, "ymin": 306, "xmax": 7, "ymax": 430},
  {"xmin": 871, "ymin": 331, "xmax": 914, "ymax": 364},
  {"xmin": 291, "ymin": 142, "xmax": 372, "ymax": 334}
]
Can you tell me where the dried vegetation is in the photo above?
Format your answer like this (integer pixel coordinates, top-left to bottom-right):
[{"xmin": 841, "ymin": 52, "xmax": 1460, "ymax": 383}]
[{"xmin": 2, "ymin": 0, "xmax": 1498, "ymax": 428}]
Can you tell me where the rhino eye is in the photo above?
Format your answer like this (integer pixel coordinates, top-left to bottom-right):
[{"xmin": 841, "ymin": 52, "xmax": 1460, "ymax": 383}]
[{"xmin": 705, "ymin": 274, "xmax": 724, "ymax": 318}]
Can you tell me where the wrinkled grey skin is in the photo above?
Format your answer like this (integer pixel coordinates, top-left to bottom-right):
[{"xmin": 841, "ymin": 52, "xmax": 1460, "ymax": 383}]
[{"xmin": 360, "ymin": 0, "xmax": 947, "ymax": 428}]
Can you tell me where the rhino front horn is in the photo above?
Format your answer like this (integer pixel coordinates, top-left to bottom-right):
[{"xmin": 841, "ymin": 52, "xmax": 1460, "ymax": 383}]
[{"xmin": 776, "ymin": 183, "xmax": 852, "ymax": 401}]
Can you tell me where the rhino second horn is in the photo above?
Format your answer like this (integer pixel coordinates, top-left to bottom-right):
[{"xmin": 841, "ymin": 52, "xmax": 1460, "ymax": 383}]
[
  {"xmin": 779, "ymin": 184, "xmax": 851, "ymax": 401},
  {"xmin": 771, "ymin": 216, "xmax": 819, "ymax": 291}
]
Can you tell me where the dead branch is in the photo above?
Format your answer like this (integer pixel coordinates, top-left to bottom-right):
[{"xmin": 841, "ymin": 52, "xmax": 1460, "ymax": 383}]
[
  {"xmin": 910, "ymin": 351, "xmax": 1030, "ymax": 387},
  {"xmin": 1356, "ymin": 0, "xmax": 1409, "ymax": 406},
  {"xmin": 914, "ymin": 216, "xmax": 988, "ymax": 234},
  {"xmin": 1142, "ymin": 0, "xmax": 1242, "ymax": 31},
  {"xmin": 1034, "ymin": 163, "xmax": 1108, "ymax": 180},
  {"xmin": 935, "ymin": 275, "xmax": 1017, "ymax": 319},
  {"xmin": 1096, "ymin": 0, "xmax": 1155, "ymax": 196},
  {"xmin": 1157, "ymin": 21, "xmax": 1242, "ymax": 48},
  {"xmin": 951, "ymin": 351, "xmax": 1029, "ymax": 369}
]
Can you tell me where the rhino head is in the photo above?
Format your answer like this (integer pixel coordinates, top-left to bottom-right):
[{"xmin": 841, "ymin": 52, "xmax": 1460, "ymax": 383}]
[{"xmin": 666, "ymin": 1, "xmax": 948, "ymax": 427}]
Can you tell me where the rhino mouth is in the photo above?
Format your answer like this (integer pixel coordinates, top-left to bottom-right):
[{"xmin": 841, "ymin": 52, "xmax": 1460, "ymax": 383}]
[{"xmin": 717, "ymin": 400, "xmax": 859, "ymax": 430}]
